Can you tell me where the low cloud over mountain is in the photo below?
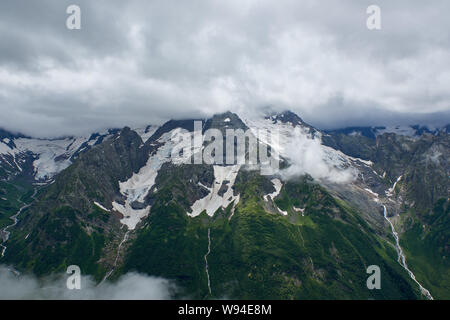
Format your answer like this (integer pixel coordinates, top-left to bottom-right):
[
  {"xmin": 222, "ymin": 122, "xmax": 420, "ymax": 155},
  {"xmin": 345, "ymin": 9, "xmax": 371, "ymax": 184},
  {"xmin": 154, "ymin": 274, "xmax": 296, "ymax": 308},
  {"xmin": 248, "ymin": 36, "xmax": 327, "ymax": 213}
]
[
  {"xmin": 0, "ymin": 266, "xmax": 175, "ymax": 300},
  {"xmin": 0, "ymin": 0, "xmax": 449, "ymax": 137}
]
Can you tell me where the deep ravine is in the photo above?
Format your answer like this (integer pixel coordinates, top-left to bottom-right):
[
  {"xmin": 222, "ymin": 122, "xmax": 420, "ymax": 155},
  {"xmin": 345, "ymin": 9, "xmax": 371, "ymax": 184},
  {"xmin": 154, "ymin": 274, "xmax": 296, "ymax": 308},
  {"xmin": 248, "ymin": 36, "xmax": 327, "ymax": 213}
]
[
  {"xmin": 99, "ymin": 230, "xmax": 130, "ymax": 285},
  {"xmin": 382, "ymin": 204, "xmax": 433, "ymax": 300},
  {"xmin": 0, "ymin": 188, "xmax": 38, "ymax": 258},
  {"xmin": 382, "ymin": 176, "xmax": 434, "ymax": 300},
  {"xmin": 204, "ymin": 228, "xmax": 212, "ymax": 295}
]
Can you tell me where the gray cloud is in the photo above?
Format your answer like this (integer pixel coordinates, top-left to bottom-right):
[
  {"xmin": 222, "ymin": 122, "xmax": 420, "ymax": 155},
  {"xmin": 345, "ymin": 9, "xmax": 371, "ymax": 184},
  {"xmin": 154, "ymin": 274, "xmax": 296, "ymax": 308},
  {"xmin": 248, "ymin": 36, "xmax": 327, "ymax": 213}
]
[
  {"xmin": 0, "ymin": 0, "xmax": 449, "ymax": 137},
  {"xmin": 0, "ymin": 266, "xmax": 175, "ymax": 300}
]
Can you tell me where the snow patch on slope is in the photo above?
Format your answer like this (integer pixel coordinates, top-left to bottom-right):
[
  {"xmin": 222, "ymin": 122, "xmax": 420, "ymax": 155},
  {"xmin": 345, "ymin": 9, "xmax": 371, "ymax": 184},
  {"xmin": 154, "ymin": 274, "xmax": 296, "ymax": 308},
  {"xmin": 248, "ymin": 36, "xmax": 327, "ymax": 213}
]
[
  {"xmin": 112, "ymin": 201, "xmax": 150, "ymax": 230},
  {"xmin": 188, "ymin": 165, "xmax": 240, "ymax": 217},
  {"xmin": 94, "ymin": 201, "xmax": 110, "ymax": 212},
  {"xmin": 293, "ymin": 207, "xmax": 305, "ymax": 216},
  {"xmin": 0, "ymin": 137, "xmax": 87, "ymax": 180},
  {"xmin": 263, "ymin": 178, "xmax": 282, "ymax": 201},
  {"xmin": 263, "ymin": 178, "xmax": 288, "ymax": 216},
  {"xmin": 114, "ymin": 128, "xmax": 199, "ymax": 229},
  {"xmin": 134, "ymin": 126, "xmax": 159, "ymax": 143}
]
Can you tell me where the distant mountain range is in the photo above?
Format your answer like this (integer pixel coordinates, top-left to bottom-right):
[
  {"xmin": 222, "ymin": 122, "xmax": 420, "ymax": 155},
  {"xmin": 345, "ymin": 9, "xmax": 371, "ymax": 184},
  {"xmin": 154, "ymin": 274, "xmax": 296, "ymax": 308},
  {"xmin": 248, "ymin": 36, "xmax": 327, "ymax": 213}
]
[
  {"xmin": 0, "ymin": 111, "xmax": 448, "ymax": 299},
  {"xmin": 325, "ymin": 124, "xmax": 450, "ymax": 140}
]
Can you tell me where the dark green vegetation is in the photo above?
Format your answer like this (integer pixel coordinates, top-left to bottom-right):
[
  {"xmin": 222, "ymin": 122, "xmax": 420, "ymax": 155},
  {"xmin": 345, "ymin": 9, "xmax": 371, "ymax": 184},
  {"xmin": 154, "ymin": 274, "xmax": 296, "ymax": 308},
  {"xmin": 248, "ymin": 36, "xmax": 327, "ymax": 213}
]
[
  {"xmin": 0, "ymin": 127, "xmax": 147, "ymax": 281},
  {"xmin": 124, "ymin": 171, "xmax": 421, "ymax": 299},
  {"xmin": 0, "ymin": 180, "xmax": 34, "ymax": 229},
  {"xmin": 4, "ymin": 206, "xmax": 106, "ymax": 281},
  {"xmin": 400, "ymin": 198, "xmax": 450, "ymax": 299},
  {"xmin": 325, "ymin": 130, "xmax": 450, "ymax": 299}
]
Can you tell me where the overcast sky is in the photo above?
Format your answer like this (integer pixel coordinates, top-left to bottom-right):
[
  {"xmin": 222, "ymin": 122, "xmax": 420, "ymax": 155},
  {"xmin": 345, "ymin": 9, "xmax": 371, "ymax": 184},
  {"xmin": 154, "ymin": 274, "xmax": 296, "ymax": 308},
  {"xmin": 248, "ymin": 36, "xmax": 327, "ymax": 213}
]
[{"xmin": 0, "ymin": 0, "xmax": 449, "ymax": 137}]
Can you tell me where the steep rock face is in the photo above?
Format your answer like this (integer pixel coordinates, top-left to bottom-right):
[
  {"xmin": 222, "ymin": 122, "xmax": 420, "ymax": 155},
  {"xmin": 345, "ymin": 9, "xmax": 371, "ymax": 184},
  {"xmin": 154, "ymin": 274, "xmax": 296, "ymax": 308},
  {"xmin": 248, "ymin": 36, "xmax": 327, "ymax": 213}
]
[
  {"xmin": 1, "ymin": 127, "xmax": 148, "ymax": 279},
  {"xmin": 266, "ymin": 110, "xmax": 319, "ymax": 137},
  {"xmin": 401, "ymin": 134, "xmax": 449, "ymax": 213},
  {"xmin": 323, "ymin": 130, "xmax": 449, "ymax": 216},
  {"xmin": 25, "ymin": 127, "xmax": 147, "ymax": 214},
  {"xmin": 148, "ymin": 162, "xmax": 214, "ymax": 211},
  {"xmin": 204, "ymin": 111, "xmax": 249, "ymax": 134},
  {"xmin": 322, "ymin": 133, "xmax": 376, "ymax": 161}
]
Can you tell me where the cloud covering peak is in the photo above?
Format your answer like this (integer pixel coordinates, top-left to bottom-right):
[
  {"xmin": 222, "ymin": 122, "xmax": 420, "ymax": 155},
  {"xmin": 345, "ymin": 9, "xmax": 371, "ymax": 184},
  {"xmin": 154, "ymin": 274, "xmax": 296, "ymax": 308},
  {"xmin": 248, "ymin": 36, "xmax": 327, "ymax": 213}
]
[{"xmin": 0, "ymin": 0, "xmax": 449, "ymax": 137}]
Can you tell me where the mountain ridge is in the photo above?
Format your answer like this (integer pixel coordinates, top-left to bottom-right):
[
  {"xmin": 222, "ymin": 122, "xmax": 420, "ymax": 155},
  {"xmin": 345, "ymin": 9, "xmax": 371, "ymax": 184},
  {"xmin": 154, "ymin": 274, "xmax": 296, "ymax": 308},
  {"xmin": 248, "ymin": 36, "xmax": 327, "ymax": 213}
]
[{"xmin": 0, "ymin": 110, "xmax": 448, "ymax": 299}]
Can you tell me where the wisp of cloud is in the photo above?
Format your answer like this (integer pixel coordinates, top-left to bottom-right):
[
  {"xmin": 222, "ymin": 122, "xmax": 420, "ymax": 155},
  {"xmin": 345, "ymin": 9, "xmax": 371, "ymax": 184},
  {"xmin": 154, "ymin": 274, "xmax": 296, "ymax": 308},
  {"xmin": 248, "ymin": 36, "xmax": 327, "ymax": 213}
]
[
  {"xmin": 0, "ymin": 266, "xmax": 175, "ymax": 300},
  {"xmin": 280, "ymin": 127, "xmax": 357, "ymax": 183}
]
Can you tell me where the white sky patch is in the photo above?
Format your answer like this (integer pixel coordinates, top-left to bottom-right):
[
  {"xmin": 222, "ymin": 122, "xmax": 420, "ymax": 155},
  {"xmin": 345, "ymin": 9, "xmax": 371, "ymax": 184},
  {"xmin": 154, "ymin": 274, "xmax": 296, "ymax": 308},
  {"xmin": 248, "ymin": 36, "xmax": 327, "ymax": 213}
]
[{"xmin": 188, "ymin": 165, "xmax": 240, "ymax": 217}]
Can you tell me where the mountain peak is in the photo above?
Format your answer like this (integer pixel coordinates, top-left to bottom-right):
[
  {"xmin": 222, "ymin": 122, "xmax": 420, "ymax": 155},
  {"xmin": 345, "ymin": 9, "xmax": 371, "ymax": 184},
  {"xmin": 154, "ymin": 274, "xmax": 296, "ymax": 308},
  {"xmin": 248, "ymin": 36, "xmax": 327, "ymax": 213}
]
[
  {"xmin": 265, "ymin": 110, "xmax": 305, "ymax": 126},
  {"xmin": 204, "ymin": 111, "xmax": 248, "ymax": 133}
]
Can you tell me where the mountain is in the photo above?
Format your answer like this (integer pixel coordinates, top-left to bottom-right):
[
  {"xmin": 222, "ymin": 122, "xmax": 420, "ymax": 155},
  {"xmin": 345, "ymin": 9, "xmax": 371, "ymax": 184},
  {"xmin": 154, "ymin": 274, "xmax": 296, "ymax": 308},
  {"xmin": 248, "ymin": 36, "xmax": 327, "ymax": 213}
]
[
  {"xmin": 0, "ymin": 111, "xmax": 448, "ymax": 299},
  {"xmin": 0, "ymin": 129, "xmax": 123, "ymax": 182},
  {"xmin": 324, "ymin": 124, "xmax": 449, "ymax": 140}
]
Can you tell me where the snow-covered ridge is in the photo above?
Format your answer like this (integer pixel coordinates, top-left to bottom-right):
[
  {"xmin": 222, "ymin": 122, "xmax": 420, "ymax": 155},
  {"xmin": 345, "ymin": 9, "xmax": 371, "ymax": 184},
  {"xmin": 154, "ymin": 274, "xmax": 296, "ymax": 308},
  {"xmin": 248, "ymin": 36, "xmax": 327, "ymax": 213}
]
[
  {"xmin": 0, "ymin": 136, "xmax": 95, "ymax": 180},
  {"xmin": 0, "ymin": 125, "xmax": 159, "ymax": 181}
]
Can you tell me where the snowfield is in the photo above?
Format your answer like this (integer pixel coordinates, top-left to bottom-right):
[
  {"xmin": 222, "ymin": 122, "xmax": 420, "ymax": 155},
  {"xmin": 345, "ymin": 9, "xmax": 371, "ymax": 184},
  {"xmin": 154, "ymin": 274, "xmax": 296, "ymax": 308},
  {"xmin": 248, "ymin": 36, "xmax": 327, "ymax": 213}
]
[
  {"xmin": 114, "ymin": 128, "xmax": 203, "ymax": 229},
  {"xmin": 0, "ymin": 132, "xmax": 113, "ymax": 181},
  {"xmin": 0, "ymin": 136, "xmax": 88, "ymax": 180},
  {"xmin": 188, "ymin": 165, "xmax": 241, "ymax": 217}
]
